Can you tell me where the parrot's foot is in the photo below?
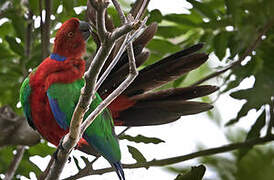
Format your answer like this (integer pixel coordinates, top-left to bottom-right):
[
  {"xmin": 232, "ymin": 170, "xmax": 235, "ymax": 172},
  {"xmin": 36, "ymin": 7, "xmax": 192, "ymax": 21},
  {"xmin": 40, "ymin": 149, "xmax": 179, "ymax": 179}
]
[
  {"xmin": 53, "ymin": 136, "xmax": 66, "ymax": 161},
  {"xmin": 53, "ymin": 137, "xmax": 75, "ymax": 162}
]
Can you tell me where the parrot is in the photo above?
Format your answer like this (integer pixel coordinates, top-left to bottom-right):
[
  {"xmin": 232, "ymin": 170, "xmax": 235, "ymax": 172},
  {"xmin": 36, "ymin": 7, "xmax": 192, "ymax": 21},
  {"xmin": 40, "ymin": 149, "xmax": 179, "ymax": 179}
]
[
  {"xmin": 20, "ymin": 18, "xmax": 125, "ymax": 180},
  {"xmin": 20, "ymin": 15, "xmax": 218, "ymax": 179}
]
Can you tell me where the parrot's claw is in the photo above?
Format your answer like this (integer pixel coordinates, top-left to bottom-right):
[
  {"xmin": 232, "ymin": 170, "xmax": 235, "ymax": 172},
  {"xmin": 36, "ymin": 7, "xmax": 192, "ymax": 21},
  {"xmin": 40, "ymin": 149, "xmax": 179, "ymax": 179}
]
[{"xmin": 53, "ymin": 136, "xmax": 66, "ymax": 161}]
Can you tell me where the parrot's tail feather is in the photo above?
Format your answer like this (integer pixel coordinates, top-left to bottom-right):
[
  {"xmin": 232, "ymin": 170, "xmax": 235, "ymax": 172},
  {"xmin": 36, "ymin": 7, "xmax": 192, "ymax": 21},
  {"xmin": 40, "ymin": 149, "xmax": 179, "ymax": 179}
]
[
  {"xmin": 113, "ymin": 162, "xmax": 125, "ymax": 180},
  {"xmin": 112, "ymin": 85, "xmax": 218, "ymax": 126}
]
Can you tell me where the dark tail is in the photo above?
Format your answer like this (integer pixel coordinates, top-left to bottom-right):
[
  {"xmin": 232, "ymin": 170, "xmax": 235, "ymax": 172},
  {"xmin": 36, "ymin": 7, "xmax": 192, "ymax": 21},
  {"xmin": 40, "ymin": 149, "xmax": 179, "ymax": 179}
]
[
  {"xmin": 113, "ymin": 162, "xmax": 125, "ymax": 180},
  {"xmin": 97, "ymin": 23, "xmax": 218, "ymax": 126}
]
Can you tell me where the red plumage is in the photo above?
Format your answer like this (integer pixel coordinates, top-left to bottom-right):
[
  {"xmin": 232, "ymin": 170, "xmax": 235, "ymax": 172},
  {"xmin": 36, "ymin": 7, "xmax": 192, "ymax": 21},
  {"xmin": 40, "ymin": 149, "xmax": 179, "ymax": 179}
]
[
  {"xmin": 53, "ymin": 18, "xmax": 86, "ymax": 58},
  {"xmin": 29, "ymin": 57, "xmax": 86, "ymax": 146},
  {"xmin": 28, "ymin": 18, "xmax": 89, "ymax": 148}
]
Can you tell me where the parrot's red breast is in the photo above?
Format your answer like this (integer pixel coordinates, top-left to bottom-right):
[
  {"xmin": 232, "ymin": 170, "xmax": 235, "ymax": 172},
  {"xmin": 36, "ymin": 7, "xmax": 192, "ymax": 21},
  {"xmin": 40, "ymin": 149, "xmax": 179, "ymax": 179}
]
[
  {"xmin": 29, "ymin": 57, "xmax": 86, "ymax": 146},
  {"xmin": 28, "ymin": 18, "xmax": 87, "ymax": 146}
]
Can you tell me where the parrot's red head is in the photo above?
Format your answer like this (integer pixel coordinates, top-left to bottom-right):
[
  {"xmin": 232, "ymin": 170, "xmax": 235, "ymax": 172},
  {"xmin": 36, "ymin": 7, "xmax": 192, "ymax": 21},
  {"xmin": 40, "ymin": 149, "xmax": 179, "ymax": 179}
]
[{"xmin": 53, "ymin": 18, "xmax": 90, "ymax": 58}]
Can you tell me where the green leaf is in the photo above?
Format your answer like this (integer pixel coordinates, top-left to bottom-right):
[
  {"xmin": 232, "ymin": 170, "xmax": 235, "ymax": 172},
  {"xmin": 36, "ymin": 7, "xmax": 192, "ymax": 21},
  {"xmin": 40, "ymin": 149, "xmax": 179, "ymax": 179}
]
[
  {"xmin": 0, "ymin": 147, "xmax": 41, "ymax": 179},
  {"xmin": 7, "ymin": 9, "xmax": 26, "ymax": 40},
  {"xmin": 147, "ymin": 39, "xmax": 181, "ymax": 55},
  {"xmin": 127, "ymin": 145, "xmax": 147, "ymax": 163},
  {"xmin": 238, "ymin": 109, "xmax": 266, "ymax": 158},
  {"xmin": 5, "ymin": 36, "xmax": 24, "ymax": 57},
  {"xmin": 187, "ymin": 0, "xmax": 217, "ymax": 20},
  {"xmin": 28, "ymin": 141, "xmax": 55, "ymax": 157},
  {"xmin": 107, "ymin": 7, "xmax": 121, "ymax": 27},
  {"xmin": 63, "ymin": 0, "xmax": 75, "ymax": 15},
  {"xmin": 147, "ymin": 9, "xmax": 162, "ymax": 24},
  {"xmin": 157, "ymin": 26, "xmax": 187, "ymax": 38},
  {"xmin": 0, "ymin": 44, "xmax": 15, "ymax": 59},
  {"xmin": 163, "ymin": 13, "xmax": 201, "ymax": 27},
  {"xmin": 213, "ymin": 32, "xmax": 228, "ymax": 60},
  {"xmin": 120, "ymin": 134, "xmax": 165, "ymax": 144},
  {"xmin": 29, "ymin": 0, "xmax": 39, "ymax": 15},
  {"xmin": 175, "ymin": 165, "xmax": 206, "ymax": 180},
  {"xmin": 173, "ymin": 75, "xmax": 188, "ymax": 88}
]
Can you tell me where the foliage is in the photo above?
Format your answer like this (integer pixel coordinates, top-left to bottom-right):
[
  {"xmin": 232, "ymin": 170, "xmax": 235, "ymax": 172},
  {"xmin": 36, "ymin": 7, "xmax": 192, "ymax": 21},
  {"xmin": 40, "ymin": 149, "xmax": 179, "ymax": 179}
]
[
  {"xmin": 199, "ymin": 140, "xmax": 274, "ymax": 180},
  {"xmin": 0, "ymin": 0, "xmax": 274, "ymax": 179}
]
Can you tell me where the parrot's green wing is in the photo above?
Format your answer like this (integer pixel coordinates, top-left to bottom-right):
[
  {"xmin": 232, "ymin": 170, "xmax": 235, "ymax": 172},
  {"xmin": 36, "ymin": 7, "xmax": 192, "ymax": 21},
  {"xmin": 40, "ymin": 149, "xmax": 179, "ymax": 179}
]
[
  {"xmin": 20, "ymin": 76, "xmax": 36, "ymax": 130},
  {"xmin": 47, "ymin": 79, "xmax": 121, "ymax": 163}
]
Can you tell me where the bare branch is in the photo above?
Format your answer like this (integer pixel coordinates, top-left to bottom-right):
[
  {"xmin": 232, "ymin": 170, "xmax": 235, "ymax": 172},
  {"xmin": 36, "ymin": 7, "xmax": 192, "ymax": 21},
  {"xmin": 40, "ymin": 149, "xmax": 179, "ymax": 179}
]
[
  {"xmin": 95, "ymin": 34, "xmax": 130, "ymax": 91},
  {"xmin": 191, "ymin": 18, "xmax": 274, "ymax": 87},
  {"xmin": 63, "ymin": 135, "xmax": 274, "ymax": 180},
  {"xmin": 135, "ymin": 0, "xmax": 148, "ymax": 20},
  {"xmin": 81, "ymin": 41, "xmax": 138, "ymax": 134},
  {"xmin": 40, "ymin": 0, "xmax": 52, "ymax": 59},
  {"xmin": 130, "ymin": 0, "xmax": 150, "ymax": 20},
  {"xmin": 95, "ymin": 1, "xmax": 109, "ymax": 41},
  {"xmin": 4, "ymin": 146, "xmax": 25, "ymax": 180},
  {"xmin": 43, "ymin": 1, "xmax": 143, "ymax": 179},
  {"xmin": 110, "ymin": 20, "xmax": 140, "ymax": 41},
  {"xmin": 95, "ymin": 17, "xmax": 147, "ymax": 92},
  {"xmin": 111, "ymin": 0, "xmax": 127, "ymax": 23}
]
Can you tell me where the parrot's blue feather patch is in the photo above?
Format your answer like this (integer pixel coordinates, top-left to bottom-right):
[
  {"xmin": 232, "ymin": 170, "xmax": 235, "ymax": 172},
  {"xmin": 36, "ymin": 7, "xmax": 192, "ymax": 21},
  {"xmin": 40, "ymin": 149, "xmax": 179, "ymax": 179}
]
[
  {"xmin": 47, "ymin": 91, "xmax": 69, "ymax": 130},
  {"xmin": 113, "ymin": 162, "xmax": 125, "ymax": 180},
  {"xmin": 50, "ymin": 53, "xmax": 67, "ymax": 61}
]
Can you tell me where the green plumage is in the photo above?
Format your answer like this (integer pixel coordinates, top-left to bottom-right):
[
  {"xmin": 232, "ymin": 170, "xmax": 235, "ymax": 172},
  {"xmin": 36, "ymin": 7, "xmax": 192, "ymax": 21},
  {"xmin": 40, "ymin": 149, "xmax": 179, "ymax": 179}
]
[
  {"xmin": 47, "ymin": 78, "xmax": 121, "ymax": 162},
  {"xmin": 20, "ymin": 76, "xmax": 36, "ymax": 129}
]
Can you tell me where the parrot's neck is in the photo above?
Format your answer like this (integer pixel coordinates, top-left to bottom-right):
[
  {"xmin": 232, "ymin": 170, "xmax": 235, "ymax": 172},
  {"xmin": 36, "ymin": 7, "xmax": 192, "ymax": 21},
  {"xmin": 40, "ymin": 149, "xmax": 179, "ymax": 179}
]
[{"xmin": 50, "ymin": 53, "xmax": 67, "ymax": 61}]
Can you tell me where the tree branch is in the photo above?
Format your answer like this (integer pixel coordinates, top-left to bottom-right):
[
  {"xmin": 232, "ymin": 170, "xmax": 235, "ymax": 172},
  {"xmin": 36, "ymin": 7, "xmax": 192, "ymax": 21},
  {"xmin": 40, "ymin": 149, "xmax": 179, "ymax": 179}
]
[
  {"xmin": 191, "ymin": 18, "xmax": 274, "ymax": 87},
  {"xmin": 42, "ymin": 0, "xmax": 144, "ymax": 179},
  {"xmin": 4, "ymin": 146, "xmax": 25, "ymax": 180},
  {"xmin": 63, "ymin": 135, "xmax": 274, "ymax": 180},
  {"xmin": 40, "ymin": 0, "xmax": 52, "ymax": 59},
  {"xmin": 81, "ymin": 40, "xmax": 138, "ymax": 133}
]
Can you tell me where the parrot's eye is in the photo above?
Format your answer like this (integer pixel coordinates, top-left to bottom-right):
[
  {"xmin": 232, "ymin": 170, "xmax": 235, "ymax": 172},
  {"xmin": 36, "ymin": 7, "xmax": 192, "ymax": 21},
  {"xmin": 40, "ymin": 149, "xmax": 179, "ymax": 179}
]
[{"xmin": 68, "ymin": 32, "xmax": 74, "ymax": 38}]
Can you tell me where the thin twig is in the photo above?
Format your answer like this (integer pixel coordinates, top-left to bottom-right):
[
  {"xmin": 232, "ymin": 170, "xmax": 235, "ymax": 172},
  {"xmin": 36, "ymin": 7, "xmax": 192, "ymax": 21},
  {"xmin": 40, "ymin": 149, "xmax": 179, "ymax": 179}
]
[
  {"xmin": 4, "ymin": 146, "xmax": 25, "ymax": 180},
  {"xmin": 95, "ymin": 17, "xmax": 147, "ymax": 92},
  {"xmin": 111, "ymin": 0, "xmax": 127, "ymax": 24},
  {"xmin": 118, "ymin": 127, "xmax": 131, "ymax": 137},
  {"xmin": 135, "ymin": 0, "xmax": 148, "ymax": 20},
  {"xmin": 129, "ymin": 0, "xmax": 150, "ymax": 20},
  {"xmin": 96, "ymin": 1, "xmax": 108, "ymax": 42},
  {"xmin": 63, "ymin": 134, "xmax": 274, "ymax": 180},
  {"xmin": 191, "ymin": 18, "xmax": 274, "ymax": 87},
  {"xmin": 95, "ymin": 34, "xmax": 129, "ymax": 92}
]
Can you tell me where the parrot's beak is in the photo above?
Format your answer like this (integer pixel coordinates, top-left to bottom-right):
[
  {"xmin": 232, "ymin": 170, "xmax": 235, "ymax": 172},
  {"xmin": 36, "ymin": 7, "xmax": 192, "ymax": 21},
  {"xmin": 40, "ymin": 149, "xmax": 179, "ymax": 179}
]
[{"xmin": 79, "ymin": 21, "xmax": 91, "ymax": 41}]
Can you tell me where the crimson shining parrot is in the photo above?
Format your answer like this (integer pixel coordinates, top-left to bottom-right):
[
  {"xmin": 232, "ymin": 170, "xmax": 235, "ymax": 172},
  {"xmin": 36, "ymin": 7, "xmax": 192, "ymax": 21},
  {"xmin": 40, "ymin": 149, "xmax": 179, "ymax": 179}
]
[
  {"xmin": 20, "ymin": 18, "xmax": 125, "ymax": 180},
  {"xmin": 20, "ymin": 16, "xmax": 218, "ymax": 179}
]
